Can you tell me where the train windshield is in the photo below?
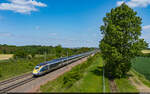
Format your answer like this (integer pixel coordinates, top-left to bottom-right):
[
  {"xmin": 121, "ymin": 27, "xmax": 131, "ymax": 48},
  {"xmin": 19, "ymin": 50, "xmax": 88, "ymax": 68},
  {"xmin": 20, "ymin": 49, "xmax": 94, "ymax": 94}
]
[{"xmin": 35, "ymin": 66, "xmax": 39, "ymax": 69}]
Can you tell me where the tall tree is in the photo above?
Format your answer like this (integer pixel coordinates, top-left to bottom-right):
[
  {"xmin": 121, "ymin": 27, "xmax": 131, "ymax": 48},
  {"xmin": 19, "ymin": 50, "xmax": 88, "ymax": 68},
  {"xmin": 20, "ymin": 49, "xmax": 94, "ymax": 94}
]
[{"xmin": 99, "ymin": 3, "xmax": 148, "ymax": 78}]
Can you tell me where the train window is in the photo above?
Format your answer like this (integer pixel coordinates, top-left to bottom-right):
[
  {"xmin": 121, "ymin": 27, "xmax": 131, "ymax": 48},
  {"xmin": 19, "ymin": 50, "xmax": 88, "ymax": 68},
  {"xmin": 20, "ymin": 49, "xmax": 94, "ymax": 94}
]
[
  {"xmin": 35, "ymin": 66, "xmax": 39, "ymax": 69},
  {"xmin": 51, "ymin": 64, "xmax": 56, "ymax": 67},
  {"xmin": 40, "ymin": 66, "xmax": 48, "ymax": 72},
  {"xmin": 40, "ymin": 67, "xmax": 44, "ymax": 72}
]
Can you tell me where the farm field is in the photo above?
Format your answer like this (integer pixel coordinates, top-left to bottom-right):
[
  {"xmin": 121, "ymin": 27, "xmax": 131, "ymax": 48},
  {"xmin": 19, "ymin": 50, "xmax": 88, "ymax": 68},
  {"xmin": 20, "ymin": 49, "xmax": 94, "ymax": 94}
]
[
  {"xmin": 141, "ymin": 50, "xmax": 150, "ymax": 54},
  {"xmin": 0, "ymin": 54, "xmax": 13, "ymax": 60},
  {"xmin": 40, "ymin": 54, "xmax": 110, "ymax": 92},
  {"xmin": 132, "ymin": 57, "xmax": 150, "ymax": 81}
]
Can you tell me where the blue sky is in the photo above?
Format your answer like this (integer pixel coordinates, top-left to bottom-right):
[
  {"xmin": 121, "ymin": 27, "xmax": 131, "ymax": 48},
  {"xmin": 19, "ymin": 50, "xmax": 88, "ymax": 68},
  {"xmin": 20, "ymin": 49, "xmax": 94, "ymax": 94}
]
[{"xmin": 0, "ymin": 0, "xmax": 150, "ymax": 48}]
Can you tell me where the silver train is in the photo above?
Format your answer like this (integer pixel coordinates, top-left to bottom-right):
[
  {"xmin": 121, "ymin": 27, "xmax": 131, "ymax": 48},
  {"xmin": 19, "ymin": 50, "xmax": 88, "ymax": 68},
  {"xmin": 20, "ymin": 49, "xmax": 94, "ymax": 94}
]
[{"xmin": 32, "ymin": 51, "xmax": 96, "ymax": 76}]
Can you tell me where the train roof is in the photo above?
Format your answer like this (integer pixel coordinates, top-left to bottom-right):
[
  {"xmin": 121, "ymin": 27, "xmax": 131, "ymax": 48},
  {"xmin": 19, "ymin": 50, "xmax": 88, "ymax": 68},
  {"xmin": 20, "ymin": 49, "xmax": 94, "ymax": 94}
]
[
  {"xmin": 37, "ymin": 57, "xmax": 66, "ymax": 66},
  {"xmin": 36, "ymin": 51, "xmax": 95, "ymax": 66}
]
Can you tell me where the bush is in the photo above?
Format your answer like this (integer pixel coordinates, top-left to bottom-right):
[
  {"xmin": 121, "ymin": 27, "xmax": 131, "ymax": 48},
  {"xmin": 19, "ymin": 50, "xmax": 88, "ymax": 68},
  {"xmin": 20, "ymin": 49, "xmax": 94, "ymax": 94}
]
[
  {"xmin": 62, "ymin": 53, "xmax": 99, "ymax": 88},
  {"xmin": 63, "ymin": 69, "xmax": 82, "ymax": 88},
  {"xmin": 28, "ymin": 62, "xmax": 35, "ymax": 67}
]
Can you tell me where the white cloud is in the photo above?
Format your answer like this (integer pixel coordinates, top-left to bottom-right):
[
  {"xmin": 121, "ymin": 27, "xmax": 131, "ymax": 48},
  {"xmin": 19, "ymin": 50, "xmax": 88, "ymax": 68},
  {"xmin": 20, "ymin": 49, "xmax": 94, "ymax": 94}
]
[
  {"xmin": 117, "ymin": 1, "xmax": 124, "ymax": 6},
  {"xmin": 0, "ymin": 0, "xmax": 47, "ymax": 14},
  {"xmin": 143, "ymin": 25, "xmax": 150, "ymax": 30},
  {"xmin": 117, "ymin": 0, "xmax": 150, "ymax": 8}
]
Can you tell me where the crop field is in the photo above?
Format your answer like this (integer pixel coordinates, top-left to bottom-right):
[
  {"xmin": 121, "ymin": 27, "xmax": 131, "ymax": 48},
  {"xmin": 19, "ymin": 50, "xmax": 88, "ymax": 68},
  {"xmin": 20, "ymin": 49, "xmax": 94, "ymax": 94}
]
[
  {"xmin": 141, "ymin": 50, "xmax": 150, "ymax": 54},
  {"xmin": 0, "ymin": 54, "xmax": 13, "ymax": 60},
  {"xmin": 132, "ymin": 57, "xmax": 150, "ymax": 81}
]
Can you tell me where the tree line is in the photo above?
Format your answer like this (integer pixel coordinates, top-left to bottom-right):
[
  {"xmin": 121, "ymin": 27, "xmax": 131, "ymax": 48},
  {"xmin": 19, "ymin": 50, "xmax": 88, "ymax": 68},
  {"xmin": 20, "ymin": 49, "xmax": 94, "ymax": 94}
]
[{"xmin": 0, "ymin": 44, "xmax": 95, "ymax": 59}]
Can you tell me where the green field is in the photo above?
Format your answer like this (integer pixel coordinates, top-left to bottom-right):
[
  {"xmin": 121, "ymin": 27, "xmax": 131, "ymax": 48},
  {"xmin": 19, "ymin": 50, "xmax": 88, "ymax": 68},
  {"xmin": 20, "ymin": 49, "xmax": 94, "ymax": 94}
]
[
  {"xmin": 132, "ymin": 57, "xmax": 150, "ymax": 81},
  {"xmin": 40, "ymin": 54, "xmax": 110, "ymax": 92}
]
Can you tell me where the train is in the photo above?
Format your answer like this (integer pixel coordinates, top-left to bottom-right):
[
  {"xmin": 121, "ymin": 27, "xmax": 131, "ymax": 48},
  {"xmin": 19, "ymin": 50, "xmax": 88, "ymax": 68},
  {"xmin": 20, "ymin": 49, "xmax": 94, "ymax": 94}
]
[{"xmin": 32, "ymin": 51, "xmax": 96, "ymax": 76}]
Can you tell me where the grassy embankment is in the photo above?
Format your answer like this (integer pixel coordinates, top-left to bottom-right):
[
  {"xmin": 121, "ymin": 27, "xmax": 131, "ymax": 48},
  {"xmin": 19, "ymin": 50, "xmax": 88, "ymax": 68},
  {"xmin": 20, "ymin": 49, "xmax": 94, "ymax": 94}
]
[
  {"xmin": 0, "ymin": 54, "xmax": 57, "ymax": 81},
  {"xmin": 40, "ymin": 53, "xmax": 110, "ymax": 93},
  {"xmin": 132, "ymin": 57, "xmax": 150, "ymax": 87}
]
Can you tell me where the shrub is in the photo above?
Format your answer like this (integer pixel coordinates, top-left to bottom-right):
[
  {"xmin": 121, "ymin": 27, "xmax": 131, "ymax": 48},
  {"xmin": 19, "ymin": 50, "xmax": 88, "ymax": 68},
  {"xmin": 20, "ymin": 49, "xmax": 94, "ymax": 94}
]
[{"xmin": 62, "ymin": 54, "xmax": 99, "ymax": 88}]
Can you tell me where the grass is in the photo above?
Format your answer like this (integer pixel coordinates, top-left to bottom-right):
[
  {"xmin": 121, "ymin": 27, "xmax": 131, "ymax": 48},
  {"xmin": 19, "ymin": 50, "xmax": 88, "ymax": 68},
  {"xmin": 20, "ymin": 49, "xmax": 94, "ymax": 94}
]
[
  {"xmin": 131, "ymin": 56, "xmax": 150, "ymax": 89},
  {"xmin": 115, "ymin": 77, "xmax": 138, "ymax": 92},
  {"xmin": 114, "ymin": 56, "xmax": 150, "ymax": 92},
  {"xmin": 142, "ymin": 50, "xmax": 150, "ymax": 54},
  {"xmin": 0, "ymin": 54, "xmax": 13, "ymax": 60},
  {"xmin": 40, "ymin": 54, "xmax": 110, "ymax": 92},
  {"xmin": 132, "ymin": 57, "xmax": 150, "ymax": 81},
  {"xmin": 0, "ymin": 55, "xmax": 57, "ymax": 81}
]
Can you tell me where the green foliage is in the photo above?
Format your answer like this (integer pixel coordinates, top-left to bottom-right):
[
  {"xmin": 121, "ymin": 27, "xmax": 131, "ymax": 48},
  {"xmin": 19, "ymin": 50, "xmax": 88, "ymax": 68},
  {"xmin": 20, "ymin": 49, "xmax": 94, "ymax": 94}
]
[
  {"xmin": 63, "ymin": 68, "xmax": 82, "ymax": 88},
  {"xmin": 0, "ymin": 44, "xmax": 94, "ymax": 58},
  {"xmin": 100, "ymin": 3, "xmax": 148, "ymax": 78},
  {"xmin": 62, "ymin": 53, "xmax": 99, "ymax": 88},
  {"xmin": 13, "ymin": 50, "xmax": 29, "ymax": 59}
]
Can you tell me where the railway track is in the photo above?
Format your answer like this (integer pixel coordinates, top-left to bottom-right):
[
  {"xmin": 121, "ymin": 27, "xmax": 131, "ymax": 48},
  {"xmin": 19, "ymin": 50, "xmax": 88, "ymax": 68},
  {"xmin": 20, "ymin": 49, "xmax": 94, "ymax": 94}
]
[
  {"xmin": 0, "ymin": 54, "xmax": 93, "ymax": 93},
  {"xmin": 0, "ymin": 73, "xmax": 32, "ymax": 86},
  {"xmin": 0, "ymin": 77, "xmax": 35, "ymax": 93}
]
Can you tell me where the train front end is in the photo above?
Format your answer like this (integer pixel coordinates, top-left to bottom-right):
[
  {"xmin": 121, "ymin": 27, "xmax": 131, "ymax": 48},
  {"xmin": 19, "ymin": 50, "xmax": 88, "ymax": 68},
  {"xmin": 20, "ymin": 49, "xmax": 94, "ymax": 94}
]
[{"xmin": 32, "ymin": 66, "xmax": 41, "ymax": 76}]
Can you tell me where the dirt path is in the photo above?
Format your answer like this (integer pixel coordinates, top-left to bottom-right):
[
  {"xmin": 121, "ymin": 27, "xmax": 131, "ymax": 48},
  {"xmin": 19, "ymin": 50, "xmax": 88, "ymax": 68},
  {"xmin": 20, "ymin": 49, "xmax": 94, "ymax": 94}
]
[
  {"xmin": 129, "ymin": 73, "xmax": 150, "ymax": 93},
  {"xmin": 109, "ymin": 79, "xmax": 118, "ymax": 92}
]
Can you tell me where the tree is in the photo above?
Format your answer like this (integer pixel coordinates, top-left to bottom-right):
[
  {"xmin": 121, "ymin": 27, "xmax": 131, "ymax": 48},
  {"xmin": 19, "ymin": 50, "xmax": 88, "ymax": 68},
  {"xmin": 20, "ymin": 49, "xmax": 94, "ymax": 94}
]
[
  {"xmin": 99, "ymin": 3, "xmax": 148, "ymax": 78},
  {"xmin": 55, "ymin": 45, "xmax": 63, "ymax": 57},
  {"xmin": 13, "ymin": 50, "xmax": 29, "ymax": 59}
]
